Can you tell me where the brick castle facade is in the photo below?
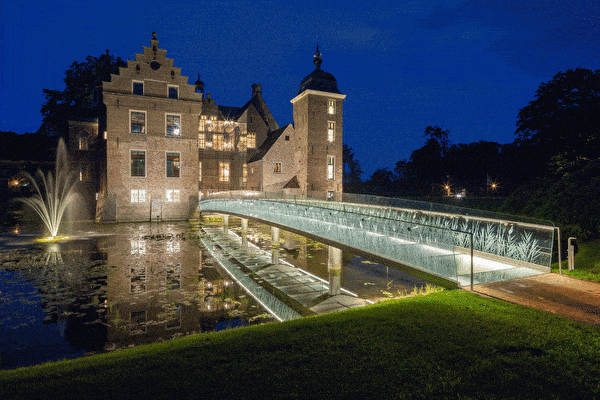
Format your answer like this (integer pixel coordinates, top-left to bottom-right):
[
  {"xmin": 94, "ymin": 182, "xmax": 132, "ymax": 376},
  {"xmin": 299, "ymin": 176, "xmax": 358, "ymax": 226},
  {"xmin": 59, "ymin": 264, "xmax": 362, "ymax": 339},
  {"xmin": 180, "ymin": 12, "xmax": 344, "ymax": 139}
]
[{"xmin": 70, "ymin": 33, "xmax": 345, "ymax": 222}]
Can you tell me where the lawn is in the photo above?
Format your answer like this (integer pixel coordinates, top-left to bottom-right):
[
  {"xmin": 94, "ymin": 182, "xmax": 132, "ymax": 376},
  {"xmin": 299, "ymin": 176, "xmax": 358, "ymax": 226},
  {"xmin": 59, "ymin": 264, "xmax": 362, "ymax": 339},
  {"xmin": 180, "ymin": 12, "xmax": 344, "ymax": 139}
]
[
  {"xmin": 2, "ymin": 290, "xmax": 600, "ymax": 399},
  {"xmin": 552, "ymin": 238, "xmax": 600, "ymax": 282}
]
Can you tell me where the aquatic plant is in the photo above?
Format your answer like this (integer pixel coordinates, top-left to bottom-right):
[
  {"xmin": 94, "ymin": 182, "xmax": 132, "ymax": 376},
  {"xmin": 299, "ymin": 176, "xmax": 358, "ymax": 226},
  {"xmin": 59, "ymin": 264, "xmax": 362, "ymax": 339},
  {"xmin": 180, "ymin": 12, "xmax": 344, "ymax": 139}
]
[{"xmin": 18, "ymin": 139, "xmax": 78, "ymax": 238}]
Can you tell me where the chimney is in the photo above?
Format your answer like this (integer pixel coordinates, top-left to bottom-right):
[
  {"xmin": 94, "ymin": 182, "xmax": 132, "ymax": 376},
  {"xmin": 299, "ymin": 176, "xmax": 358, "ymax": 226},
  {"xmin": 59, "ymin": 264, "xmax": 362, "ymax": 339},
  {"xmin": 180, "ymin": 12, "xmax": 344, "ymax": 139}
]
[{"xmin": 251, "ymin": 83, "xmax": 262, "ymax": 97}]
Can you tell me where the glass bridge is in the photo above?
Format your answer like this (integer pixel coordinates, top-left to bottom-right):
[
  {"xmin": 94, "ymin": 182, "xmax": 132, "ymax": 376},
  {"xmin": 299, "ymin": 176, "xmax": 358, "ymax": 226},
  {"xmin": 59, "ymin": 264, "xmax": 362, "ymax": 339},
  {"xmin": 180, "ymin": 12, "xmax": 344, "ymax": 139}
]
[{"xmin": 199, "ymin": 192, "xmax": 555, "ymax": 288}]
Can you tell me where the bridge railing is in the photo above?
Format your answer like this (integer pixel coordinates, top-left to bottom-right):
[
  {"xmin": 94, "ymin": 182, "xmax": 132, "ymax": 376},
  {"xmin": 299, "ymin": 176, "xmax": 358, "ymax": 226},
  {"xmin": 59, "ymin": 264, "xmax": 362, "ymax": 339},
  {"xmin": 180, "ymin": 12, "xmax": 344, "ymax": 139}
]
[{"xmin": 200, "ymin": 191, "xmax": 554, "ymax": 286}]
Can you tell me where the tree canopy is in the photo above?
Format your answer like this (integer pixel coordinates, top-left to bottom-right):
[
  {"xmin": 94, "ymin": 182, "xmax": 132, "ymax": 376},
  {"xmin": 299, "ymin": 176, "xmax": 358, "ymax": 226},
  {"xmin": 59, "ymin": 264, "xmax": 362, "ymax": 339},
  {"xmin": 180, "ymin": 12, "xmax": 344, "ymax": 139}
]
[
  {"xmin": 39, "ymin": 50, "xmax": 126, "ymax": 137},
  {"xmin": 516, "ymin": 68, "xmax": 600, "ymax": 175}
]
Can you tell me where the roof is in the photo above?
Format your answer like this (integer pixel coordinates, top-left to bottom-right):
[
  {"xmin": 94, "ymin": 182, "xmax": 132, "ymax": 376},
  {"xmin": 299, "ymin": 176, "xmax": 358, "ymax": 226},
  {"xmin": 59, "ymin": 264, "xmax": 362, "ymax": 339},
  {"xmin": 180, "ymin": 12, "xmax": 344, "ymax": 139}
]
[
  {"xmin": 218, "ymin": 90, "xmax": 279, "ymax": 132},
  {"xmin": 247, "ymin": 124, "xmax": 291, "ymax": 163},
  {"xmin": 283, "ymin": 175, "xmax": 300, "ymax": 189},
  {"xmin": 217, "ymin": 105, "xmax": 244, "ymax": 120},
  {"xmin": 298, "ymin": 68, "xmax": 341, "ymax": 95}
]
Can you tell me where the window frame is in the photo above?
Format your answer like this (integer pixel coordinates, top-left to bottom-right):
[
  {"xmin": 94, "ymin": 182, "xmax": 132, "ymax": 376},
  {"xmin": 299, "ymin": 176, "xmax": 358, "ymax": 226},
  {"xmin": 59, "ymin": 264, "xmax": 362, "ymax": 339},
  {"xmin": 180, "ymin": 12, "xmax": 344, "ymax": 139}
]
[
  {"xmin": 133, "ymin": 81, "xmax": 144, "ymax": 96},
  {"xmin": 131, "ymin": 189, "xmax": 146, "ymax": 203},
  {"xmin": 327, "ymin": 155, "xmax": 335, "ymax": 180},
  {"xmin": 327, "ymin": 121, "xmax": 335, "ymax": 142},
  {"xmin": 219, "ymin": 161, "xmax": 230, "ymax": 182},
  {"xmin": 165, "ymin": 113, "xmax": 181, "ymax": 137},
  {"xmin": 130, "ymin": 150, "xmax": 146, "ymax": 177},
  {"xmin": 166, "ymin": 152, "xmax": 181, "ymax": 178},
  {"xmin": 273, "ymin": 162, "xmax": 282, "ymax": 173},
  {"xmin": 328, "ymin": 99, "xmax": 336, "ymax": 115},
  {"xmin": 130, "ymin": 110, "xmax": 146, "ymax": 134},
  {"xmin": 168, "ymin": 85, "xmax": 179, "ymax": 99}
]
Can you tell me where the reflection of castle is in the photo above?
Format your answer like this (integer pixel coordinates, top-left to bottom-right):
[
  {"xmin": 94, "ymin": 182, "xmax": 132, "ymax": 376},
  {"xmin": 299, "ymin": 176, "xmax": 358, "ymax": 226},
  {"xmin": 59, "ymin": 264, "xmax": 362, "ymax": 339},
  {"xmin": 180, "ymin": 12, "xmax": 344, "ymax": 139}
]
[{"xmin": 70, "ymin": 33, "xmax": 345, "ymax": 222}]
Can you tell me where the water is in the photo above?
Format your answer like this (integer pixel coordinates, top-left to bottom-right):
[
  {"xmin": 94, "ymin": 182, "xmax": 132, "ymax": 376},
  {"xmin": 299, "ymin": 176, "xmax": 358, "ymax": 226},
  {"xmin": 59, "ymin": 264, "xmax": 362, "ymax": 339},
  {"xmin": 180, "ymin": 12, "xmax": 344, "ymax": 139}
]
[{"xmin": 0, "ymin": 220, "xmax": 429, "ymax": 370}]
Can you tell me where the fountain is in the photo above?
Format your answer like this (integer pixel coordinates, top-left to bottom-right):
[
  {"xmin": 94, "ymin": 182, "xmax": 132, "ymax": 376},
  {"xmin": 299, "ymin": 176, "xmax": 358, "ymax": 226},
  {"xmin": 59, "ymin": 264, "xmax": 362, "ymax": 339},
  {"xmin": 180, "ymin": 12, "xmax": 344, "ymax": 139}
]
[{"xmin": 18, "ymin": 138, "xmax": 78, "ymax": 240}]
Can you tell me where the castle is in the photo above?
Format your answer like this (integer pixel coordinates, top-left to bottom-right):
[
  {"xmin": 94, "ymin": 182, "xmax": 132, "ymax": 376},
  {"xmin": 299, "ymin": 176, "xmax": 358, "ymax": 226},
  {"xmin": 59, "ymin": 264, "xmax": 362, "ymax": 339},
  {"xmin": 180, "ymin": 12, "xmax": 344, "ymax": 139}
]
[{"xmin": 69, "ymin": 33, "xmax": 345, "ymax": 222}]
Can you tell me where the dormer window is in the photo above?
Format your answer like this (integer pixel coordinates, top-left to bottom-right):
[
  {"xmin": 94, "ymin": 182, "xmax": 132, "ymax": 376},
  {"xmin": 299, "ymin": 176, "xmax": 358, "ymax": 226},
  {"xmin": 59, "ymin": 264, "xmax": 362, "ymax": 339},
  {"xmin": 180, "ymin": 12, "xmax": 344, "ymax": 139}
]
[
  {"xmin": 168, "ymin": 85, "xmax": 178, "ymax": 99},
  {"xmin": 328, "ymin": 100, "xmax": 336, "ymax": 115},
  {"xmin": 133, "ymin": 81, "xmax": 144, "ymax": 95}
]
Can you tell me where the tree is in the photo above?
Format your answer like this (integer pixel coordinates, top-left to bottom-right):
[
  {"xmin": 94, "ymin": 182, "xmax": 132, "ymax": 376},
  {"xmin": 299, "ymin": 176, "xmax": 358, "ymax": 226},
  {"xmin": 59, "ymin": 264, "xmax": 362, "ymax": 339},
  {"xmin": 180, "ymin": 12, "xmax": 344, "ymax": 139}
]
[
  {"xmin": 515, "ymin": 68, "xmax": 600, "ymax": 176},
  {"xmin": 39, "ymin": 50, "xmax": 126, "ymax": 138},
  {"xmin": 343, "ymin": 144, "xmax": 363, "ymax": 193},
  {"xmin": 364, "ymin": 168, "xmax": 396, "ymax": 196}
]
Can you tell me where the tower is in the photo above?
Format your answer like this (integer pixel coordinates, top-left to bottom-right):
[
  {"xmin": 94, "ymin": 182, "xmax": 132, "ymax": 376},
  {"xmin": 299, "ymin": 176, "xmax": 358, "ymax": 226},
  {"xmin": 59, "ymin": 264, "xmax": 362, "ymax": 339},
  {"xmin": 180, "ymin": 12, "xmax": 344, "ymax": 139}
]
[{"xmin": 291, "ymin": 46, "xmax": 346, "ymax": 200}]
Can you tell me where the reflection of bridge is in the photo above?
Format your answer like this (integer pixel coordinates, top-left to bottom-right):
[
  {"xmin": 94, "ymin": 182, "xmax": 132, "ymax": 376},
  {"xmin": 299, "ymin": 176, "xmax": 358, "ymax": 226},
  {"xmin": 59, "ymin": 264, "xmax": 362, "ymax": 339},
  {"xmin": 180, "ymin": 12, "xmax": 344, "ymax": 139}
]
[{"xmin": 199, "ymin": 192, "xmax": 556, "ymax": 289}]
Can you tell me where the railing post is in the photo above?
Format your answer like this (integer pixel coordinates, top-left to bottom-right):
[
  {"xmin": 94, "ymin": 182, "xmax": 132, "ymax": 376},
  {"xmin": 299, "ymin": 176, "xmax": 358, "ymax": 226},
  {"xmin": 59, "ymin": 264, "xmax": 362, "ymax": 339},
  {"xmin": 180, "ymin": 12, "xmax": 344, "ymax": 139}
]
[
  {"xmin": 557, "ymin": 227, "xmax": 562, "ymax": 275},
  {"xmin": 470, "ymin": 232, "xmax": 474, "ymax": 291}
]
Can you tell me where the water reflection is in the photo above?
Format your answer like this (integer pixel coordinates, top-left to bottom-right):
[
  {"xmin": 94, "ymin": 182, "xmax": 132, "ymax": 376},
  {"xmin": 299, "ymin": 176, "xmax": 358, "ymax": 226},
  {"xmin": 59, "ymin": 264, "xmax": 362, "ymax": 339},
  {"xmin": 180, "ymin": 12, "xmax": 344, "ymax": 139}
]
[{"xmin": 0, "ymin": 222, "xmax": 270, "ymax": 369}]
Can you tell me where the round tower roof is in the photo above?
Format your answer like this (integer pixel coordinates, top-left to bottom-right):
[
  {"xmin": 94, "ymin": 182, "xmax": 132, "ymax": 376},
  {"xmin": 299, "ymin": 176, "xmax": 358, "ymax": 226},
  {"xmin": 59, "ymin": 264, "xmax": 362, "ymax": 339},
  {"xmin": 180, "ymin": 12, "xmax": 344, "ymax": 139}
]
[{"xmin": 298, "ymin": 46, "xmax": 341, "ymax": 95}]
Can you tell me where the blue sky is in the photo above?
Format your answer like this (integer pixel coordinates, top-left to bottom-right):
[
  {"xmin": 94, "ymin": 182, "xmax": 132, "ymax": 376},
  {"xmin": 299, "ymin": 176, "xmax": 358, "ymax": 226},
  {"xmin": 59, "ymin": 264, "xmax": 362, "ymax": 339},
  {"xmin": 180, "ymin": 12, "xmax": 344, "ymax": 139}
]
[{"xmin": 1, "ymin": 0, "xmax": 599, "ymax": 177}]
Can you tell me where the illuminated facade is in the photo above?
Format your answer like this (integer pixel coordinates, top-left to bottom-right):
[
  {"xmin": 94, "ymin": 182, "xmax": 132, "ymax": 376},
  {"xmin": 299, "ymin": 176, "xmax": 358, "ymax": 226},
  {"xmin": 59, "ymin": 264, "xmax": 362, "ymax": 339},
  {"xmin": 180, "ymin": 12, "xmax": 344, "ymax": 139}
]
[{"xmin": 69, "ymin": 34, "xmax": 344, "ymax": 221}]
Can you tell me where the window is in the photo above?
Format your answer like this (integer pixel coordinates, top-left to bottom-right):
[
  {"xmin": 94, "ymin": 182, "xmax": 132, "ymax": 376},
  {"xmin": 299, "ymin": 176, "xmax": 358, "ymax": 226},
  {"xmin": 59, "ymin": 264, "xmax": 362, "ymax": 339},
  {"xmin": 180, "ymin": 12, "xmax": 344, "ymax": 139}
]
[
  {"xmin": 247, "ymin": 132, "xmax": 256, "ymax": 148},
  {"xmin": 327, "ymin": 156, "xmax": 335, "ymax": 180},
  {"xmin": 328, "ymin": 121, "xmax": 335, "ymax": 142},
  {"xmin": 327, "ymin": 191, "xmax": 334, "ymax": 200},
  {"xmin": 285, "ymin": 135, "xmax": 290, "ymax": 141},
  {"xmin": 130, "ymin": 111, "xmax": 146, "ymax": 134},
  {"xmin": 199, "ymin": 161, "xmax": 202, "ymax": 182},
  {"xmin": 78, "ymin": 137, "xmax": 88, "ymax": 150},
  {"xmin": 213, "ymin": 134, "xmax": 223, "ymax": 150},
  {"xmin": 239, "ymin": 135, "xmax": 247, "ymax": 150},
  {"xmin": 198, "ymin": 132, "xmax": 205, "ymax": 148},
  {"xmin": 219, "ymin": 162, "xmax": 230, "ymax": 182},
  {"xmin": 166, "ymin": 152, "xmax": 180, "ymax": 177},
  {"xmin": 131, "ymin": 189, "xmax": 146, "ymax": 203},
  {"xmin": 131, "ymin": 150, "xmax": 146, "ymax": 177},
  {"xmin": 249, "ymin": 116, "xmax": 253, "ymax": 123},
  {"xmin": 242, "ymin": 164, "xmax": 247, "ymax": 183},
  {"xmin": 166, "ymin": 189, "xmax": 180, "ymax": 202},
  {"xmin": 133, "ymin": 81, "xmax": 144, "ymax": 95},
  {"xmin": 168, "ymin": 85, "xmax": 178, "ymax": 99},
  {"xmin": 166, "ymin": 114, "xmax": 181, "ymax": 137},
  {"xmin": 274, "ymin": 163, "xmax": 282, "ymax": 173},
  {"xmin": 328, "ymin": 100, "xmax": 336, "ymax": 115}
]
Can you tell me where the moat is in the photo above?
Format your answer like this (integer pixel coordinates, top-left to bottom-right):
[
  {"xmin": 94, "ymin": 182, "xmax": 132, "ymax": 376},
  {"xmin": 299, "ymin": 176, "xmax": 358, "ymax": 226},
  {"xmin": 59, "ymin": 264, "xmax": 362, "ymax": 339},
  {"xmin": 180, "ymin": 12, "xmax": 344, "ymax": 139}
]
[{"xmin": 0, "ymin": 219, "xmax": 428, "ymax": 369}]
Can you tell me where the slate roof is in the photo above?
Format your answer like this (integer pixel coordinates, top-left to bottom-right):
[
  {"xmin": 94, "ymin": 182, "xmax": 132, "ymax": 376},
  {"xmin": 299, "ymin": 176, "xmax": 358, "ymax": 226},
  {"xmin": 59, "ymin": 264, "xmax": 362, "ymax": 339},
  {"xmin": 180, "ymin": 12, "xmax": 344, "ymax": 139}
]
[{"xmin": 247, "ymin": 124, "xmax": 291, "ymax": 163}]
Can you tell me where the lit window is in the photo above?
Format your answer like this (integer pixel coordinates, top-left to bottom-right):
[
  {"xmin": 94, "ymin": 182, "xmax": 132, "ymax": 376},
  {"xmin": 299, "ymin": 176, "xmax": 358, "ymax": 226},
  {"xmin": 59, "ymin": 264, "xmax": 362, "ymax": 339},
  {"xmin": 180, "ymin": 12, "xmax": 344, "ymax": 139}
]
[
  {"xmin": 327, "ymin": 156, "xmax": 335, "ymax": 180},
  {"xmin": 327, "ymin": 191, "xmax": 334, "ymax": 200},
  {"xmin": 198, "ymin": 132, "xmax": 205, "ymax": 148},
  {"xmin": 239, "ymin": 135, "xmax": 247, "ymax": 150},
  {"xmin": 166, "ymin": 152, "xmax": 180, "ymax": 177},
  {"xmin": 247, "ymin": 132, "xmax": 256, "ymax": 148},
  {"xmin": 274, "ymin": 163, "xmax": 282, "ymax": 173},
  {"xmin": 131, "ymin": 189, "xmax": 146, "ymax": 203},
  {"xmin": 131, "ymin": 150, "xmax": 145, "ymax": 177},
  {"xmin": 78, "ymin": 137, "xmax": 88, "ymax": 150},
  {"xmin": 242, "ymin": 164, "xmax": 247, "ymax": 183},
  {"xmin": 328, "ymin": 100, "xmax": 335, "ymax": 115},
  {"xmin": 168, "ymin": 85, "xmax": 178, "ymax": 99},
  {"xmin": 166, "ymin": 114, "xmax": 181, "ymax": 137},
  {"xmin": 219, "ymin": 162, "xmax": 230, "ymax": 182},
  {"xmin": 199, "ymin": 161, "xmax": 202, "ymax": 182},
  {"xmin": 130, "ymin": 110, "xmax": 146, "ymax": 134},
  {"xmin": 328, "ymin": 121, "xmax": 335, "ymax": 142},
  {"xmin": 213, "ymin": 134, "xmax": 223, "ymax": 150},
  {"xmin": 79, "ymin": 168, "xmax": 83, "ymax": 181},
  {"xmin": 166, "ymin": 189, "xmax": 180, "ymax": 202},
  {"xmin": 133, "ymin": 81, "xmax": 144, "ymax": 95}
]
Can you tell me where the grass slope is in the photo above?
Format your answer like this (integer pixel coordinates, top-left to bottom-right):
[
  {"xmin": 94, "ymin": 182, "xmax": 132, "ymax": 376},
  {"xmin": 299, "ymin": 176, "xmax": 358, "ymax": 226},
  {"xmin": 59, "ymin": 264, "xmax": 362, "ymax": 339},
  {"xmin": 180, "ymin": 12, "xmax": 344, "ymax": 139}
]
[
  {"xmin": 552, "ymin": 239, "xmax": 600, "ymax": 282},
  {"xmin": 2, "ymin": 291, "xmax": 600, "ymax": 399}
]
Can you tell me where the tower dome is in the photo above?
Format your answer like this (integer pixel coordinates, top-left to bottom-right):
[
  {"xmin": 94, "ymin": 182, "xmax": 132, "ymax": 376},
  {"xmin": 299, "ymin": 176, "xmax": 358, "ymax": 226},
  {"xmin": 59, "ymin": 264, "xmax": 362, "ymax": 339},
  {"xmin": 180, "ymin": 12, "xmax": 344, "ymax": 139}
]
[{"xmin": 298, "ymin": 46, "xmax": 341, "ymax": 94}]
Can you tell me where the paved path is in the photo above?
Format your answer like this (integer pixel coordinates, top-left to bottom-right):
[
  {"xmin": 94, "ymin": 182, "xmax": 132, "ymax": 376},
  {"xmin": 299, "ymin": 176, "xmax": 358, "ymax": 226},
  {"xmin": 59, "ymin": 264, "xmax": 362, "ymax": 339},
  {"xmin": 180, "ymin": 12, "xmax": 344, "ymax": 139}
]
[{"xmin": 470, "ymin": 273, "xmax": 600, "ymax": 327}]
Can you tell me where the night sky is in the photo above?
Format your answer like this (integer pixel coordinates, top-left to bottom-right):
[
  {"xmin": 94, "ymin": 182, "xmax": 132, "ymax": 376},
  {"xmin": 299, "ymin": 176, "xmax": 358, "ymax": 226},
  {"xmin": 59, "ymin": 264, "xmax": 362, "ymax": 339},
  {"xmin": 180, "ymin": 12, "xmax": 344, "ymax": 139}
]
[{"xmin": 1, "ymin": 0, "xmax": 599, "ymax": 177}]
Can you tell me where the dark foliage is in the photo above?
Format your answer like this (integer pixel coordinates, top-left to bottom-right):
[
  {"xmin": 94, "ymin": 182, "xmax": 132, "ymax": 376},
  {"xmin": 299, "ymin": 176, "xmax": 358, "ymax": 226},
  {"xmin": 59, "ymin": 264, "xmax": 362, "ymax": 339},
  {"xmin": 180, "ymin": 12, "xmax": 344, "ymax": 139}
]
[
  {"xmin": 342, "ymin": 144, "xmax": 363, "ymax": 193},
  {"xmin": 39, "ymin": 50, "xmax": 126, "ymax": 138}
]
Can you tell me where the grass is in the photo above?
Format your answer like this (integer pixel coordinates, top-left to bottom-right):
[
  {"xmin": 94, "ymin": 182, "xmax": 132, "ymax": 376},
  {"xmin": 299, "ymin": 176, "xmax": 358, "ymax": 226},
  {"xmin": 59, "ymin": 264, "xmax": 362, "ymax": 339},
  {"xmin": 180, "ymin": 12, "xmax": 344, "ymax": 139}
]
[
  {"xmin": 2, "ymin": 290, "xmax": 600, "ymax": 399},
  {"xmin": 551, "ymin": 238, "xmax": 600, "ymax": 281}
]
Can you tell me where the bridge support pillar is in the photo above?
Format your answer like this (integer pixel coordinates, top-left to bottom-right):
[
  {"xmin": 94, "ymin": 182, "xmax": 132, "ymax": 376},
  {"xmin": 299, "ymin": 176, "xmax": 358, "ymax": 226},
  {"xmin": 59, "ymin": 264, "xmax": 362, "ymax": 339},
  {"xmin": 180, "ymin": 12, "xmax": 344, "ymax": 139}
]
[
  {"xmin": 222, "ymin": 214, "xmax": 229, "ymax": 235},
  {"xmin": 328, "ymin": 246, "xmax": 342, "ymax": 296},
  {"xmin": 271, "ymin": 226, "xmax": 280, "ymax": 265},
  {"xmin": 241, "ymin": 218, "xmax": 248, "ymax": 247}
]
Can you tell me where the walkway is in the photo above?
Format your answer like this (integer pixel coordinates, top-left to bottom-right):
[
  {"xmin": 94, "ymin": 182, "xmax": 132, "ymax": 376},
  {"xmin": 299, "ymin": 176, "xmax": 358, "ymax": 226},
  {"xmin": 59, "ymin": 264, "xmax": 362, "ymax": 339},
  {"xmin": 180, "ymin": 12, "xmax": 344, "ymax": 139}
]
[{"xmin": 470, "ymin": 274, "xmax": 600, "ymax": 327}]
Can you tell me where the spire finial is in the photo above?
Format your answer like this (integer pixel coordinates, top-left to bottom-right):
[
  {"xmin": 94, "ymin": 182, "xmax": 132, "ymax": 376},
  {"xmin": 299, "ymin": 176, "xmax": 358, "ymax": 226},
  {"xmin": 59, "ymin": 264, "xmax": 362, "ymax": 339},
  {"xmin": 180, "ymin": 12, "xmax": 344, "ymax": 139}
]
[
  {"xmin": 313, "ymin": 44, "xmax": 322, "ymax": 69},
  {"xmin": 152, "ymin": 31, "xmax": 157, "ymax": 40}
]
